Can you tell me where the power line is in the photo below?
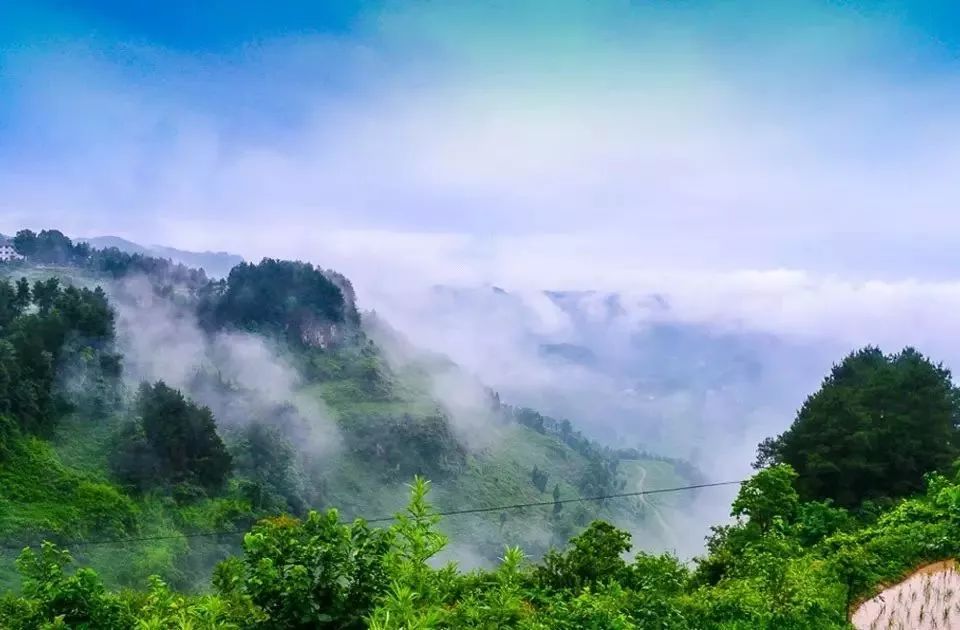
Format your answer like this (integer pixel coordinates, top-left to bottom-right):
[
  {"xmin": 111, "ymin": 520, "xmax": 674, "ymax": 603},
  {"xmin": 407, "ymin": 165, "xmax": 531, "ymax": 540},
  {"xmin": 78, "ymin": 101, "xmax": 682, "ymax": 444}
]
[
  {"xmin": 366, "ymin": 479, "xmax": 744, "ymax": 523},
  {"xmin": 0, "ymin": 479, "xmax": 745, "ymax": 552}
]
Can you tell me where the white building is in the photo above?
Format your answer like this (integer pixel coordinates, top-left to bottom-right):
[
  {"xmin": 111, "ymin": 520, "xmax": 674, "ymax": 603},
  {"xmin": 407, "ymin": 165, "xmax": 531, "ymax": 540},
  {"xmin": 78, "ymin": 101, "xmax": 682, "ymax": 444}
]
[{"xmin": 0, "ymin": 239, "xmax": 24, "ymax": 262}]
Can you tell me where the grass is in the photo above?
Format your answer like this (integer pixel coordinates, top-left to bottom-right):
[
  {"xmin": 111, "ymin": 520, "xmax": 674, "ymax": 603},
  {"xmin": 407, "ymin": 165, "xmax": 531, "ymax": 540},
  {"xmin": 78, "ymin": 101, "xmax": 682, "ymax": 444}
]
[
  {"xmin": 0, "ymin": 264, "xmax": 100, "ymax": 289},
  {"xmin": 299, "ymin": 353, "xmax": 695, "ymax": 560},
  {"xmin": 0, "ymin": 436, "xmax": 138, "ymax": 544},
  {"xmin": 306, "ymin": 381, "xmax": 438, "ymax": 421},
  {"xmin": 51, "ymin": 411, "xmax": 123, "ymax": 480},
  {"xmin": 1, "ymin": 350, "xmax": 694, "ymax": 592},
  {"xmin": 0, "ymin": 412, "xmax": 257, "ymax": 592},
  {"xmin": 312, "ymin": 417, "xmax": 690, "ymax": 563}
]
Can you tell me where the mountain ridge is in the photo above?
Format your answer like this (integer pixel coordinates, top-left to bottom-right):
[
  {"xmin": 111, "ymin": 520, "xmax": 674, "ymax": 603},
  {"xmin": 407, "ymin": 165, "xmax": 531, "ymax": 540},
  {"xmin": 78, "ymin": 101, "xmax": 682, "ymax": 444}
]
[{"xmin": 79, "ymin": 235, "xmax": 244, "ymax": 278}]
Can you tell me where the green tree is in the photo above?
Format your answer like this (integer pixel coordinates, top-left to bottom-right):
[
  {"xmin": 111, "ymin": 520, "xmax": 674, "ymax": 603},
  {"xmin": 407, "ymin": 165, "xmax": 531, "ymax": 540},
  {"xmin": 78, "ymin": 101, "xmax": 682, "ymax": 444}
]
[
  {"xmin": 0, "ymin": 543, "xmax": 133, "ymax": 628},
  {"xmin": 756, "ymin": 346, "xmax": 960, "ymax": 507},
  {"xmin": 31, "ymin": 278, "xmax": 60, "ymax": 315},
  {"xmin": 19, "ymin": 229, "xmax": 87, "ymax": 264},
  {"xmin": 232, "ymin": 421, "xmax": 305, "ymax": 512},
  {"xmin": 531, "ymin": 465, "xmax": 549, "ymax": 493},
  {"xmin": 119, "ymin": 382, "xmax": 233, "ymax": 492},
  {"xmin": 13, "ymin": 277, "xmax": 31, "ymax": 312},
  {"xmin": 535, "ymin": 521, "xmax": 633, "ymax": 591},
  {"xmin": 12, "ymin": 229, "xmax": 37, "ymax": 257},
  {"xmin": 0, "ymin": 280, "xmax": 18, "ymax": 327},
  {"xmin": 216, "ymin": 512, "xmax": 393, "ymax": 628},
  {"xmin": 732, "ymin": 464, "xmax": 800, "ymax": 533},
  {"xmin": 201, "ymin": 259, "xmax": 356, "ymax": 344}
]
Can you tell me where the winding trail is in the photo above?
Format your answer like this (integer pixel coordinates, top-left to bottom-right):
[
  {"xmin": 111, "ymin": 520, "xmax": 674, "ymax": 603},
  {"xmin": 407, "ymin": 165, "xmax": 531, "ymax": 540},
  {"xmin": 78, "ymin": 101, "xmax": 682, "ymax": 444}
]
[{"xmin": 634, "ymin": 464, "xmax": 679, "ymax": 551}]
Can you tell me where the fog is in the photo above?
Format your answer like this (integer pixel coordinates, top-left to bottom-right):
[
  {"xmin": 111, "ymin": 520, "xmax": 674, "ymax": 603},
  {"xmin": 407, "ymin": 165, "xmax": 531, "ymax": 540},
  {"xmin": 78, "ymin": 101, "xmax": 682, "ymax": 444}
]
[
  {"xmin": 56, "ymin": 243, "xmax": 960, "ymax": 559},
  {"xmin": 109, "ymin": 274, "xmax": 341, "ymax": 458},
  {"xmin": 348, "ymin": 273, "xmax": 960, "ymax": 559}
]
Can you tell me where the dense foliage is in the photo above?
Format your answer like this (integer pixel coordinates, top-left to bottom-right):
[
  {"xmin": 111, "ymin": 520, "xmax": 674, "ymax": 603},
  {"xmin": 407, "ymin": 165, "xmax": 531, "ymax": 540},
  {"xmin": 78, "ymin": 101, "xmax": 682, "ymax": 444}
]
[
  {"xmin": 6, "ymin": 467, "xmax": 960, "ymax": 628},
  {"xmin": 0, "ymin": 276, "xmax": 115, "ymax": 441},
  {"xmin": 757, "ymin": 346, "xmax": 960, "ymax": 507},
  {"xmin": 12, "ymin": 228, "xmax": 210, "ymax": 292},
  {"xmin": 199, "ymin": 259, "xmax": 359, "ymax": 343},
  {"xmin": 13, "ymin": 230, "xmax": 90, "ymax": 266},
  {"xmin": 112, "ymin": 382, "xmax": 233, "ymax": 493}
]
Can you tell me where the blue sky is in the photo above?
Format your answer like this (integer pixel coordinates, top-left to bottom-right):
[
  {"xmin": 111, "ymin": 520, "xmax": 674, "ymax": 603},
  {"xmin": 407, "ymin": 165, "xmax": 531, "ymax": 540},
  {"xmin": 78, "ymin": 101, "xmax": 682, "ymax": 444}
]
[{"xmin": 3, "ymin": 1, "xmax": 960, "ymax": 291}]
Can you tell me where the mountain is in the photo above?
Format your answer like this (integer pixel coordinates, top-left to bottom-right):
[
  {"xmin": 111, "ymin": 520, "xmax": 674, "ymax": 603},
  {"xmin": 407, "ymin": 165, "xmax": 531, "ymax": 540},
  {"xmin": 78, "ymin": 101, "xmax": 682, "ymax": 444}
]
[
  {"xmin": 0, "ymin": 229, "xmax": 696, "ymax": 593},
  {"xmin": 80, "ymin": 235, "xmax": 244, "ymax": 278}
]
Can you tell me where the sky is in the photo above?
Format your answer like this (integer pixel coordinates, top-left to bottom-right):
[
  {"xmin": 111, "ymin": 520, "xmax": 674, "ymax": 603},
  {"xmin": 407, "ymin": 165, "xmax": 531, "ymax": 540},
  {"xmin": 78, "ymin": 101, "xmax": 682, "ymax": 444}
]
[
  {"xmin": 5, "ymin": 2, "xmax": 960, "ymax": 536},
  {"xmin": 3, "ymin": 0, "xmax": 960, "ymax": 294}
]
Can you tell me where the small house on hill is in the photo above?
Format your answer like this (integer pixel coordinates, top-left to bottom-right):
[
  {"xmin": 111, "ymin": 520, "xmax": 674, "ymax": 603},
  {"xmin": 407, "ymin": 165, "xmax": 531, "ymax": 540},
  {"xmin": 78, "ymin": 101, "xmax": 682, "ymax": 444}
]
[{"xmin": 0, "ymin": 238, "xmax": 24, "ymax": 262}]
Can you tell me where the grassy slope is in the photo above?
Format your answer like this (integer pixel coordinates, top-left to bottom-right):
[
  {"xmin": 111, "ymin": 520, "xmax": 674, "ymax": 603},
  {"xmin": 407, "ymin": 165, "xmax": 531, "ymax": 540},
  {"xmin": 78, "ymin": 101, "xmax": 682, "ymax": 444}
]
[
  {"xmin": 0, "ymin": 263, "xmax": 99, "ymax": 288},
  {"xmin": 312, "ymin": 374, "xmax": 688, "ymax": 560},
  {"xmin": 0, "ymin": 414, "xmax": 254, "ymax": 591}
]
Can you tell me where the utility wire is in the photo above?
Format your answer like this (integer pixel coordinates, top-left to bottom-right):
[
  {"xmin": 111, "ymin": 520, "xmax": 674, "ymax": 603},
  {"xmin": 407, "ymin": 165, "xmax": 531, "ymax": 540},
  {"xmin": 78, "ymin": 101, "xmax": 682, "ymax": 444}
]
[
  {"xmin": 365, "ymin": 479, "xmax": 744, "ymax": 523},
  {"xmin": 0, "ymin": 479, "xmax": 745, "ymax": 552}
]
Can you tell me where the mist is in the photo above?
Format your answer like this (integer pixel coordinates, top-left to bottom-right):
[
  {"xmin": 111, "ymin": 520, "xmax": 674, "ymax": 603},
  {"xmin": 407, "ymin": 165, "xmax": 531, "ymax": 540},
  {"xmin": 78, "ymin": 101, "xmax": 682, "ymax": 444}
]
[
  {"xmin": 108, "ymin": 274, "xmax": 341, "ymax": 458},
  {"xmin": 360, "ymin": 275, "xmax": 960, "ymax": 558}
]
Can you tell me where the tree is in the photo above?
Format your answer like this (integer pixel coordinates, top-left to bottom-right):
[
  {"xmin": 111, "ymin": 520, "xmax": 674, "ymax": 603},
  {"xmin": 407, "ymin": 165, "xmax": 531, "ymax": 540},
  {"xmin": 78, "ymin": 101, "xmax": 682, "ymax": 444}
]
[
  {"xmin": 13, "ymin": 277, "xmax": 30, "ymax": 312},
  {"xmin": 31, "ymin": 278, "xmax": 60, "ymax": 314},
  {"xmin": 12, "ymin": 229, "xmax": 37, "ymax": 257},
  {"xmin": 201, "ymin": 259, "xmax": 355, "ymax": 344},
  {"xmin": 531, "ymin": 465, "xmax": 549, "ymax": 493},
  {"xmin": 21, "ymin": 229, "xmax": 86, "ymax": 264},
  {"xmin": 216, "ymin": 511, "xmax": 392, "ymax": 628},
  {"xmin": 123, "ymin": 381, "xmax": 233, "ymax": 492},
  {"xmin": 535, "ymin": 521, "xmax": 633, "ymax": 591},
  {"xmin": 232, "ymin": 421, "xmax": 305, "ymax": 512},
  {"xmin": 732, "ymin": 464, "xmax": 800, "ymax": 533},
  {"xmin": 0, "ymin": 280, "xmax": 18, "ymax": 327},
  {"xmin": 0, "ymin": 543, "xmax": 133, "ymax": 628},
  {"xmin": 756, "ymin": 346, "xmax": 960, "ymax": 507}
]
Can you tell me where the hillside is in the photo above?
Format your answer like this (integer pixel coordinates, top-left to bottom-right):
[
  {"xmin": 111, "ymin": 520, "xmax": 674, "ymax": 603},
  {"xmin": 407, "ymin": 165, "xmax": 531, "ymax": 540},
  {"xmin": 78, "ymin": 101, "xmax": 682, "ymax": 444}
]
[
  {"xmin": 367, "ymin": 284, "xmax": 841, "ymax": 473},
  {"xmin": 0, "ymin": 229, "xmax": 693, "ymax": 592}
]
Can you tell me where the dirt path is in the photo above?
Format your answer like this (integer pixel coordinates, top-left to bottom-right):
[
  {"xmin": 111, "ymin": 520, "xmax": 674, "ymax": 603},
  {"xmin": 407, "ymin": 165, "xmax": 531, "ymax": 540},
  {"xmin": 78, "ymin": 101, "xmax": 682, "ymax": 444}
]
[{"xmin": 634, "ymin": 464, "xmax": 679, "ymax": 551}]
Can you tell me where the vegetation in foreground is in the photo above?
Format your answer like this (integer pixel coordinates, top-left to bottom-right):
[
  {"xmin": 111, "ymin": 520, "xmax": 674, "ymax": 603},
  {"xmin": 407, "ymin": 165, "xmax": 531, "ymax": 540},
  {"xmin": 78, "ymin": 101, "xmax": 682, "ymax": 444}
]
[{"xmin": 6, "ymin": 462, "xmax": 960, "ymax": 629}]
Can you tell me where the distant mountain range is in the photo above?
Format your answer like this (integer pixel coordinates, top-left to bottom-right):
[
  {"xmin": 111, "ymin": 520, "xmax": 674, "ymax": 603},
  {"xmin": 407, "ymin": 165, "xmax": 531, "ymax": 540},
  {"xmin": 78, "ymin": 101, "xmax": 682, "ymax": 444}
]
[
  {"xmin": 368, "ymin": 284, "xmax": 843, "ymax": 474},
  {"xmin": 79, "ymin": 236, "xmax": 244, "ymax": 278}
]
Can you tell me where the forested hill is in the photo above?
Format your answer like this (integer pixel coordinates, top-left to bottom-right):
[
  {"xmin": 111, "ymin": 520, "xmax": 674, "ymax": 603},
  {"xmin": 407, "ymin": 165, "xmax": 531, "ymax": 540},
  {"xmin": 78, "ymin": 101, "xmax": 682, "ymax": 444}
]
[{"xmin": 0, "ymin": 228, "xmax": 695, "ymax": 594}]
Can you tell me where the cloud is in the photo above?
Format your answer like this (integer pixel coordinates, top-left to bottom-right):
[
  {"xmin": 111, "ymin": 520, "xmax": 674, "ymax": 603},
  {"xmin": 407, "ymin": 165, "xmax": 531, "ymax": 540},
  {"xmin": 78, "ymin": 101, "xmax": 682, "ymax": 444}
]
[
  {"xmin": 3, "ymin": 0, "xmax": 960, "ymax": 287},
  {"xmin": 109, "ymin": 275, "xmax": 341, "ymax": 457},
  {"xmin": 7, "ymin": 0, "xmax": 960, "ymax": 558},
  {"xmin": 5, "ymin": 0, "xmax": 960, "ymax": 470}
]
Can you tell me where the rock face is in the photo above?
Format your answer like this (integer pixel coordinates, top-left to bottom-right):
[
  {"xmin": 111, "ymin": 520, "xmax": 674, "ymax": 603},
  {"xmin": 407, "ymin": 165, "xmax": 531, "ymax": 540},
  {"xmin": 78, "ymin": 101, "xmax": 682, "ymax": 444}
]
[
  {"xmin": 852, "ymin": 560, "xmax": 960, "ymax": 630},
  {"xmin": 300, "ymin": 319, "xmax": 338, "ymax": 349}
]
